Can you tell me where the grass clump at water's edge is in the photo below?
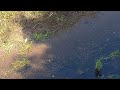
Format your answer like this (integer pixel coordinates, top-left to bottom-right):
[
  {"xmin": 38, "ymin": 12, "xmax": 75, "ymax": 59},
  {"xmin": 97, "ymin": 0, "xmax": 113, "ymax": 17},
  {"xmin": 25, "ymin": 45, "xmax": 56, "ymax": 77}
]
[
  {"xmin": 33, "ymin": 30, "xmax": 55, "ymax": 41},
  {"xmin": 12, "ymin": 57, "xmax": 30, "ymax": 70}
]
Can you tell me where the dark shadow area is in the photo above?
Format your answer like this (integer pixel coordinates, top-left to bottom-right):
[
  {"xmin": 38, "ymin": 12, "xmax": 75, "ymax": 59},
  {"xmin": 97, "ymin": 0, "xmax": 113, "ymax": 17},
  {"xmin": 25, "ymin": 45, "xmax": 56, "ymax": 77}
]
[
  {"xmin": 19, "ymin": 11, "xmax": 98, "ymax": 43},
  {"xmin": 95, "ymin": 69, "xmax": 102, "ymax": 79}
]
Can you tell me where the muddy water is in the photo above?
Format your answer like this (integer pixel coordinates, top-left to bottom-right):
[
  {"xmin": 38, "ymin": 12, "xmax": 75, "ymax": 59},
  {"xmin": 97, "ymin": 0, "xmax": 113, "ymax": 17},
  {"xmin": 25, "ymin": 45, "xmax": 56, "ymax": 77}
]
[{"xmin": 24, "ymin": 11, "xmax": 120, "ymax": 79}]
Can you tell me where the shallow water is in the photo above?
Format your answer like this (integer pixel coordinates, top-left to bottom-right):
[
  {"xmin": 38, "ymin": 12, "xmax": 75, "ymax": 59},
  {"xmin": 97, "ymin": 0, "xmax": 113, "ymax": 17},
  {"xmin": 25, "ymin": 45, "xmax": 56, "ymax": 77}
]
[{"xmin": 24, "ymin": 11, "xmax": 120, "ymax": 79}]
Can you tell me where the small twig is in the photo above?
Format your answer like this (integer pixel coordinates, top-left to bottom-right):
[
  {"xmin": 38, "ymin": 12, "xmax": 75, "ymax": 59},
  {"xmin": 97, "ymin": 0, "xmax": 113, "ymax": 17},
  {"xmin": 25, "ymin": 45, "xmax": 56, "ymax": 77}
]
[{"xmin": 32, "ymin": 22, "xmax": 41, "ymax": 30}]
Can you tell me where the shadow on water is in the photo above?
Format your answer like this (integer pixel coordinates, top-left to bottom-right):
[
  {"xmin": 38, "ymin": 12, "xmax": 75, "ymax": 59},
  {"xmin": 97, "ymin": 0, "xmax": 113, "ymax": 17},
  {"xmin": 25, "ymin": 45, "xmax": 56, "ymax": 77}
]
[
  {"xmin": 95, "ymin": 69, "xmax": 102, "ymax": 79},
  {"xmin": 16, "ymin": 11, "xmax": 120, "ymax": 79}
]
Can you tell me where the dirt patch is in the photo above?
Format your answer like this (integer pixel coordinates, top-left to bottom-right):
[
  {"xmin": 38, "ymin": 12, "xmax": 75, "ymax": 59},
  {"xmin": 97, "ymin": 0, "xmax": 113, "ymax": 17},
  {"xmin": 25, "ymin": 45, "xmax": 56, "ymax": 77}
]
[
  {"xmin": 0, "ymin": 51, "xmax": 22, "ymax": 78},
  {"xmin": 0, "ymin": 43, "xmax": 50, "ymax": 79}
]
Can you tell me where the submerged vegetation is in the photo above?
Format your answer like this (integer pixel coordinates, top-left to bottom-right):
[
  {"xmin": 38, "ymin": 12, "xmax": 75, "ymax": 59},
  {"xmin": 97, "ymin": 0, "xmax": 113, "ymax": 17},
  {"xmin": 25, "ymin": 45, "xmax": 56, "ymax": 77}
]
[
  {"xmin": 95, "ymin": 50, "xmax": 120, "ymax": 78},
  {"xmin": 95, "ymin": 58, "xmax": 103, "ymax": 78},
  {"xmin": 108, "ymin": 50, "xmax": 120, "ymax": 59},
  {"xmin": 95, "ymin": 59, "xmax": 103, "ymax": 71}
]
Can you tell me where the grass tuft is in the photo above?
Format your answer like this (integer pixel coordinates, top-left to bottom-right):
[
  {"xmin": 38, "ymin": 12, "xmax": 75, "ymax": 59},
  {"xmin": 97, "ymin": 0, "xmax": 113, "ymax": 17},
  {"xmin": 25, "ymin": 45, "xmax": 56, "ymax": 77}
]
[
  {"xmin": 18, "ymin": 41, "xmax": 32, "ymax": 55},
  {"xmin": 12, "ymin": 57, "xmax": 30, "ymax": 70},
  {"xmin": 33, "ymin": 31, "xmax": 55, "ymax": 41}
]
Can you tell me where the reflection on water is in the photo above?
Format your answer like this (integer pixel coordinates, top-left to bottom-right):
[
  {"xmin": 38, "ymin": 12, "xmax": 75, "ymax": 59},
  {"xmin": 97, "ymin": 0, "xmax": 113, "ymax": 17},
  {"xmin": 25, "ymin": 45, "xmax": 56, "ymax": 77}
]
[{"xmin": 24, "ymin": 11, "xmax": 120, "ymax": 79}]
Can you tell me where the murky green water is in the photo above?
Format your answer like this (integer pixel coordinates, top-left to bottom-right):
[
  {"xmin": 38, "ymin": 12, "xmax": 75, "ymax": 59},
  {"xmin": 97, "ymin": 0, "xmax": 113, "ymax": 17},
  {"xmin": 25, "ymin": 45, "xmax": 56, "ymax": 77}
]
[{"xmin": 23, "ymin": 11, "xmax": 120, "ymax": 79}]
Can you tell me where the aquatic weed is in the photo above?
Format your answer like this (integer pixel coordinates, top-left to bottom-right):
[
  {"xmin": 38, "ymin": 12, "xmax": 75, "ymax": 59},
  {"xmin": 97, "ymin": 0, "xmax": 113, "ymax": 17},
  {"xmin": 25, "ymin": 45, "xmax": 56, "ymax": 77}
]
[
  {"xmin": 95, "ymin": 50, "xmax": 120, "ymax": 78},
  {"xmin": 108, "ymin": 50, "xmax": 120, "ymax": 59},
  {"xmin": 95, "ymin": 59, "xmax": 103, "ymax": 71}
]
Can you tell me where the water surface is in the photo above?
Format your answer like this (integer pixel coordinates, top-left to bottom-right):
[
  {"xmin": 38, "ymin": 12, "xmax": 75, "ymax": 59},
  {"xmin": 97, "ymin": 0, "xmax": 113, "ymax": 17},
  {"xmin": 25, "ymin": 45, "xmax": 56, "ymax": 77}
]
[{"xmin": 24, "ymin": 11, "xmax": 120, "ymax": 79}]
